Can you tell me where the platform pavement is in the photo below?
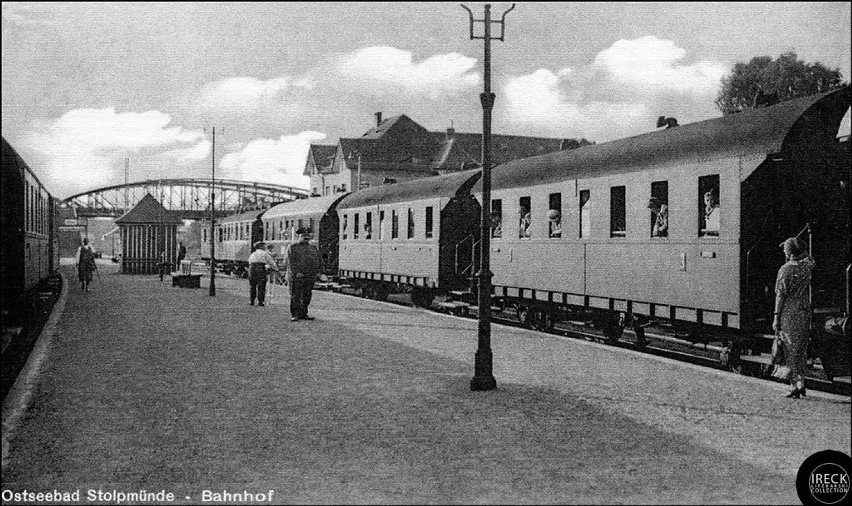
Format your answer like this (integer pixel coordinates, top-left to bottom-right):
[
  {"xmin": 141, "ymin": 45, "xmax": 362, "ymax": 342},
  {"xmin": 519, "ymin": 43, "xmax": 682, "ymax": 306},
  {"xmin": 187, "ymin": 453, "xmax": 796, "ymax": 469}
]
[{"xmin": 2, "ymin": 261, "xmax": 850, "ymax": 504}]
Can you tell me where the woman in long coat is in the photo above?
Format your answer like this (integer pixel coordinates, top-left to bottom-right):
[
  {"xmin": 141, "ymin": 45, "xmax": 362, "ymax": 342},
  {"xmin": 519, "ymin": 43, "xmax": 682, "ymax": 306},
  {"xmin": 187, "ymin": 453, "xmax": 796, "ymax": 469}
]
[
  {"xmin": 772, "ymin": 237, "xmax": 815, "ymax": 399},
  {"xmin": 76, "ymin": 238, "xmax": 97, "ymax": 291}
]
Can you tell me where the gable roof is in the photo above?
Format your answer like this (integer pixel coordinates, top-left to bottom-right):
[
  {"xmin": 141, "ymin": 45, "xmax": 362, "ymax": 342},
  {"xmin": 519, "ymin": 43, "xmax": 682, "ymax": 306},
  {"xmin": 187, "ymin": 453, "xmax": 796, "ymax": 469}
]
[
  {"xmin": 304, "ymin": 144, "xmax": 337, "ymax": 175},
  {"xmin": 115, "ymin": 193, "xmax": 183, "ymax": 224}
]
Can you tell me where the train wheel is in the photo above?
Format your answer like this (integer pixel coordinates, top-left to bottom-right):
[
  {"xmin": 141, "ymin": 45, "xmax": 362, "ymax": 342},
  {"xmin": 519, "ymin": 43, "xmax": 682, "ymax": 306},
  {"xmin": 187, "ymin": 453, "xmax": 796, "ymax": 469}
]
[
  {"xmin": 377, "ymin": 286, "xmax": 390, "ymax": 302},
  {"xmin": 411, "ymin": 288, "xmax": 434, "ymax": 307},
  {"xmin": 362, "ymin": 284, "xmax": 375, "ymax": 299},
  {"xmin": 601, "ymin": 314, "xmax": 624, "ymax": 343},
  {"xmin": 633, "ymin": 325, "xmax": 647, "ymax": 349},
  {"xmin": 516, "ymin": 304, "xmax": 531, "ymax": 327}
]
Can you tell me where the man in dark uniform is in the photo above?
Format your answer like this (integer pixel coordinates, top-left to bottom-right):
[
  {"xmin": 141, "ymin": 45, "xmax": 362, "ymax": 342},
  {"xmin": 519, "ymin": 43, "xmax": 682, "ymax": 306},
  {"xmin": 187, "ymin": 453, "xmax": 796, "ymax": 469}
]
[
  {"xmin": 248, "ymin": 241, "xmax": 277, "ymax": 306},
  {"xmin": 285, "ymin": 228, "xmax": 321, "ymax": 321}
]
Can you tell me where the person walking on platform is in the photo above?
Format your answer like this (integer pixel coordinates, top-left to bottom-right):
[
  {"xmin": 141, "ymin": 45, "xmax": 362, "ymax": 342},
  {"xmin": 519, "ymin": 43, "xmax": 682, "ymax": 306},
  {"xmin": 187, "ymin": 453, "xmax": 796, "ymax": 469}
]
[
  {"xmin": 285, "ymin": 227, "xmax": 321, "ymax": 321},
  {"xmin": 248, "ymin": 241, "xmax": 278, "ymax": 307},
  {"xmin": 773, "ymin": 236, "xmax": 815, "ymax": 399},
  {"xmin": 76, "ymin": 238, "xmax": 97, "ymax": 292}
]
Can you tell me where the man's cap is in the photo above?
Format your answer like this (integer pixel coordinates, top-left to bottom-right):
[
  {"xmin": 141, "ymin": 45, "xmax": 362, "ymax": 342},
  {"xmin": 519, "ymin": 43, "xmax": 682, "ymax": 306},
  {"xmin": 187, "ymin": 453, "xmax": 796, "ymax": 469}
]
[
  {"xmin": 296, "ymin": 227, "xmax": 310, "ymax": 235},
  {"xmin": 254, "ymin": 241, "xmax": 265, "ymax": 248}
]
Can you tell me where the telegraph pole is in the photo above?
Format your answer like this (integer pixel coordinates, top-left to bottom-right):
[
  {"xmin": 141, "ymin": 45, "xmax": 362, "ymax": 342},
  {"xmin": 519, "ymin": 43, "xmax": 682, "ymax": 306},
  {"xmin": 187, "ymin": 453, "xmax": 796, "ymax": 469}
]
[
  {"xmin": 462, "ymin": 3, "xmax": 514, "ymax": 391},
  {"xmin": 209, "ymin": 127, "xmax": 218, "ymax": 296}
]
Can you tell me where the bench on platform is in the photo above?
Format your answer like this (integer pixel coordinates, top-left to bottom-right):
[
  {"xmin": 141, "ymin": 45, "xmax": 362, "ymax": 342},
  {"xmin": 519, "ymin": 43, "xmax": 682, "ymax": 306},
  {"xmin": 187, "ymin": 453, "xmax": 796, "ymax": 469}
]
[{"xmin": 437, "ymin": 301, "xmax": 470, "ymax": 316}]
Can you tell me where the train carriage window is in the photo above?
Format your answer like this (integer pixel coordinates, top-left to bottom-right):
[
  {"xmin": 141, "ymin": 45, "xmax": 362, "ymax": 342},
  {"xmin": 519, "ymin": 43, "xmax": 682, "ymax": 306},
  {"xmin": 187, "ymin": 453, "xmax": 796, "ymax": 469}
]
[
  {"xmin": 425, "ymin": 206, "xmax": 434, "ymax": 239},
  {"xmin": 610, "ymin": 186, "xmax": 626, "ymax": 237},
  {"xmin": 407, "ymin": 208, "xmax": 414, "ymax": 239},
  {"xmin": 365, "ymin": 212, "xmax": 373, "ymax": 239},
  {"xmin": 699, "ymin": 175, "xmax": 721, "ymax": 237},
  {"xmin": 392, "ymin": 210, "xmax": 399, "ymax": 239},
  {"xmin": 354, "ymin": 213, "xmax": 360, "ymax": 240},
  {"xmin": 519, "ymin": 196, "xmax": 531, "ymax": 239},
  {"xmin": 278, "ymin": 221, "xmax": 283, "ymax": 239},
  {"xmin": 649, "ymin": 181, "xmax": 669, "ymax": 238},
  {"xmin": 491, "ymin": 199, "xmax": 502, "ymax": 238},
  {"xmin": 579, "ymin": 190, "xmax": 590, "ymax": 238},
  {"xmin": 378, "ymin": 210, "xmax": 384, "ymax": 240},
  {"xmin": 342, "ymin": 214, "xmax": 348, "ymax": 240},
  {"xmin": 549, "ymin": 193, "xmax": 562, "ymax": 238}
]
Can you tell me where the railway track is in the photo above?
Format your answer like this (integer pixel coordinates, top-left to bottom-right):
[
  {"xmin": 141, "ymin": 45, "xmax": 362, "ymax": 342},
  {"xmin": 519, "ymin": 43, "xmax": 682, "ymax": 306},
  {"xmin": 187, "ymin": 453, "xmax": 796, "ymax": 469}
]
[{"xmin": 321, "ymin": 283, "xmax": 851, "ymax": 396}]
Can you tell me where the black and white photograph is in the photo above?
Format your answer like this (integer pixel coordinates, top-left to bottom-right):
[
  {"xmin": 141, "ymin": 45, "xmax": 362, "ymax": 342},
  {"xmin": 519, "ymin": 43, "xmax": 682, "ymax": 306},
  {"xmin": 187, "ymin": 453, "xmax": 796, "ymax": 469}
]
[{"xmin": 2, "ymin": 2, "xmax": 850, "ymax": 504}]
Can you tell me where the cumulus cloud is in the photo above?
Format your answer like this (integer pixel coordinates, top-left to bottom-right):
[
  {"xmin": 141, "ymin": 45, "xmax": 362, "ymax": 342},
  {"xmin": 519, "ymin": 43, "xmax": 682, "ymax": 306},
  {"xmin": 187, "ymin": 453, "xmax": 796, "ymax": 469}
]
[
  {"xmin": 338, "ymin": 46, "xmax": 480, "ymax": 98},
  {"xmin": 22, "ymin": 108, "xmax": 205, "ymax": 197},
  {"xmin": 502, "ymin": 36, "xmax": 725, "ymax": 141},
  {"xmin": 218, "ymin": 131, "xmax": 328, "ymax": 187},
  {"xmin": 594, "ymin": 36, "xmax": 726, "ymax": 95},
  {"xmin": 197, "ymin": 76, "xmax": 298, "ymax": 110}
]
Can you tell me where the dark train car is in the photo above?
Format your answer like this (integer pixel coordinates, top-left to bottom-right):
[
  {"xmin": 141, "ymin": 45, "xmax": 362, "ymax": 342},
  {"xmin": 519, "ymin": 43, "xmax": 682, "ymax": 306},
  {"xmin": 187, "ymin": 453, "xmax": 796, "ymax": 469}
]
[
  {"xmin": 336, "ymin": 169, "xmax": 482, "ymax": 304},
  {"xmin": 1, "ymin": 137, "xmax": 56, "ymax": 329},
  {"xmin": 262, "ymin": 193, "xmax": 350, "ymax": 275}
]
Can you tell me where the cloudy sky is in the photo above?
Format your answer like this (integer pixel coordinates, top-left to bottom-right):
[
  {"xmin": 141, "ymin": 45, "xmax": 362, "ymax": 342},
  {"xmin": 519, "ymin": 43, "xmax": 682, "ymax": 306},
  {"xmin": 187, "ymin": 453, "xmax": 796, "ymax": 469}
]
[{"xmin": 2, "ymin": 2, "xmax": 850, "ymax": 199}]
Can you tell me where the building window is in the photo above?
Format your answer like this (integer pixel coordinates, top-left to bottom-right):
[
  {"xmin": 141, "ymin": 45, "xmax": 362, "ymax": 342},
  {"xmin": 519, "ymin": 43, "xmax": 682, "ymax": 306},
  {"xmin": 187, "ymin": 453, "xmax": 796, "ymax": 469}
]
[
  {"xmin": 699, "ymin": 175, "xmax": 720, "ymax": 236},
  {"xmin": 325, "ymin": 186, "xmax": 330, "ymax": 196},
  {"xmin": 491, "ymin": 199, "xmax": 502, "ymax": 238},
  {"xmin": 340, "ymin": 184, "xmax": 347, "ymax": 192},
  {"xmin": 425, "ymin": 206, "xmax": 434, "ymax": 239},
  {"xmin": 610, "ymin": 186, "xmax": 626, "ymax": 237},
  {"xmin": 308, "ymin": 218, "xmax": 315, "ymax": 234},
  {"xmin": 365, "ymin": 212, "xmax": 373, "ymax": 239},
  {"xmin": 519, "ymin": 196, "xmax": 531, "ymax": 239},
  {"xmin": 391, "ymin": 210, "xmax": 399, "ymax": 239},
  {"xmin": 549, "ymin": 192, "xmax": 562, "ymax": 238},
  {"xmin": 353, "ymin": 213, "xmax": 360, "ymax": 239},
  {"xmin": 649, "ymin": 181, "xmax": 669, "ymax": 238},
  {"xmin": 342, "ymin": 214, "xmax": 348, "ymax": 240},
  {"xmin": 378, "ymin": 210, "xmax": 384, "ymax": 240},
  {"xmin": 407, "ymin": 208, "xmax": 414, "ymax": 239}
]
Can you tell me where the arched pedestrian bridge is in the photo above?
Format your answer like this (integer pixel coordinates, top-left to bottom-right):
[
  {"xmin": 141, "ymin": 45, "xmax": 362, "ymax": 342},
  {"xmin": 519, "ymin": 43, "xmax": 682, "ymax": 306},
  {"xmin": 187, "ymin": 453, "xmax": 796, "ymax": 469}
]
[{"xmin": 61, "ymin": 179, "xmax": 309, "ymax": 219}]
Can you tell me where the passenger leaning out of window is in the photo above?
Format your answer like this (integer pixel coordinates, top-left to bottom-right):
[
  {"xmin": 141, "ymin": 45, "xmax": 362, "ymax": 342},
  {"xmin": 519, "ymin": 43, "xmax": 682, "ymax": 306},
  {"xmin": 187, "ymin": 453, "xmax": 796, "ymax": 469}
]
[
  {"xmin": 519, "ymin": 206, "xmax": 531, "ymax": 239},
  {"xmin": 703, "ymin": 189, "xmax": 720, "ymax": 235},
  {"xmin": 548, "ymin": 209, "xmax": 561, "ymax": 238},
  {"xmin": 648, "ymin": 197, "xmax": 668, "ymax": 237}
]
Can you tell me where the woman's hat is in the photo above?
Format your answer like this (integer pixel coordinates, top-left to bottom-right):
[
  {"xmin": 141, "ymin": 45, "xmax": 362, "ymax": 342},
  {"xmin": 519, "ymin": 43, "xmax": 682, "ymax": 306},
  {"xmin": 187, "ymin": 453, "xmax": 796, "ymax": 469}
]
[
  {"xmin": 647, "ymin": 197, "xmax": 661, "ymax": 208},
  {"xmin": 548, "ymin": 209, "xmax": 561, "ymax": 220},
  {"xmin": 296, "ymin": 227, "xmax": 309, "ymax": 235}
]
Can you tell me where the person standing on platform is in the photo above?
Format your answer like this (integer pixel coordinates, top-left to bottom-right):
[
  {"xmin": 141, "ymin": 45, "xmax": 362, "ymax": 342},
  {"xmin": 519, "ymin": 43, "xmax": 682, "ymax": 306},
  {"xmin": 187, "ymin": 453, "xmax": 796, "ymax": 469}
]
[
  {"xmin": 248, "ymin": 241, "xmax": 278, "ymax": 307},
  {"xmin": 76, "ymin": 238, "xmax": 97, "ymax": 292},
  {"xmin": 176, "ymin": 241, "xmax": 186, "ymax": 272},
  {"xmin": 772, "ymin": 236, "xmax": 815, "ymax": 399},
  {"xmin": 284, "ymin": 227, "xmax": 321, "ymax": 321}
]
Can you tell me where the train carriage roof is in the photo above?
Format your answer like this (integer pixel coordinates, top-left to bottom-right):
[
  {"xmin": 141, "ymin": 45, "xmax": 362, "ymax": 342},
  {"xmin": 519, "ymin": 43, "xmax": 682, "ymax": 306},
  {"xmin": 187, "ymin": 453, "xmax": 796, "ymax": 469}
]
[
  {"xmin": 472, "ymin": 87, "xmax": 850, "ymax": 192},
  {"xmin": 264, "ymin": 193, "xmax": 349, "ymax": 219},
  {"xmin": 218, "ymin": 208, "xmax": 267, "ymax": 224},
  {"xmin": 337, "ymin": 169, "xmax": 482, "ymax": 210}
]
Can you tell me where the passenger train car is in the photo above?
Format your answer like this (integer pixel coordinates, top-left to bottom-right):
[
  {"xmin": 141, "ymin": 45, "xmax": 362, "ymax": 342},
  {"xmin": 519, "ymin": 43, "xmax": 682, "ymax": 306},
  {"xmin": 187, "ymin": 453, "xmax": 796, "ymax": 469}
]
[
  {"xmin": 334, "ymin": 87, "xmax": 850, "ymax": 353},
  {"xmin": 262, "ymin": 193, "xmax": 348, "ymax": 273},
  {"xmin": 1, "ymin": 137, "xmax": 59, "ymax": 334},
  {"xmin": 199, "ymin": 209, "xmax": 265, "ymax": 276},
  {"xmin": 202, "ymin": 88, "xmax": 849, "ymax": 369}
]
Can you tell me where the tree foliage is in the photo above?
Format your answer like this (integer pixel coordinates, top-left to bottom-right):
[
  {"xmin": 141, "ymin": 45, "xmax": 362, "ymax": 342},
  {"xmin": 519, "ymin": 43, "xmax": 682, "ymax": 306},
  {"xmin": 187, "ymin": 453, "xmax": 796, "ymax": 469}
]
[{"xmin": 715, "ymin": 52, "xmax": 846, "ymax": 115}]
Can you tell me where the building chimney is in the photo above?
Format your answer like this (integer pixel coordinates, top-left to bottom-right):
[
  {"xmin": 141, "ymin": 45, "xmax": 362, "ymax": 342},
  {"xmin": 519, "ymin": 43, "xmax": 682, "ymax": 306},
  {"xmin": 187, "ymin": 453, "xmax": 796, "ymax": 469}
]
[
  {"xmin": 446, "ymin": 127, "xmax": 455, "ymax": 140},
  {"xmin": 375, "ymin": 112, "xmax": 382, "ymax": 127}
]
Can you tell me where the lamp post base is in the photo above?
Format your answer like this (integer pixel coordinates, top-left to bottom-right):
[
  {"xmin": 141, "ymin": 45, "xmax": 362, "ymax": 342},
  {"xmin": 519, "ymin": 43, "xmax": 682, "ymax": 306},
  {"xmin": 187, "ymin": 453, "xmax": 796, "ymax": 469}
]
[{"xmin": 470, "ymin": 348, "xmax": 497, "ymax": 391}]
